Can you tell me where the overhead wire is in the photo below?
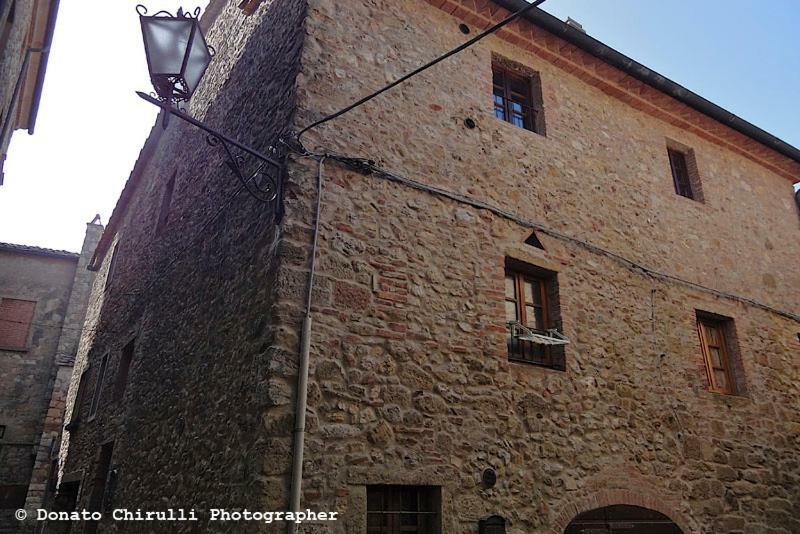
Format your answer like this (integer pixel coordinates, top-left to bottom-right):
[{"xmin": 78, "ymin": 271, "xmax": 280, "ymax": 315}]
[
  {"xmin": 294, "ymin": 0, "xmax": 548, "ymax": 144},
  {"xmin": 294, "ymin": 148, "xmax": 800, "ymax": 324}
]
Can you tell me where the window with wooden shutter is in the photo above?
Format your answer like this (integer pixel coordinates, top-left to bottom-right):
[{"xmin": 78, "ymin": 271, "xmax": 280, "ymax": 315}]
[
  {"xmin": 504, "ymin": 261, "xmax": 565, "ymax": 370},
  {"xmin": 668, "ymin": 148, "xmax": 693, "ymax": 198},
  {"xmin": 0, "ymin": 297, "xmax": 35, "ymax": 350},
  {"xmin": 367, "ymin": 485, "xmax": 440, "ymax": 534},
  {"xmin": 492, "ymin": 61, "xmax": 545, "ymax": 135},
  {"xmin": 666, "ymin": 141, "xmax": 703, "ymax": 201},
  {"xmin": 696, "ymin": 315, "xmax": 736, "ymax": 395}
]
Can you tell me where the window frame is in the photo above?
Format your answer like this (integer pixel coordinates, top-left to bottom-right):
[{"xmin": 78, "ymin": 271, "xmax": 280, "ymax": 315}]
[
  {"xmin": 366, "ymin": 485, "xmax": 441, "ymax": 534},
  {"xmin": 696, "ymin": 316, "xmax": 736, "ymax": 395},
  {"xmin": 85, "ymin": 441, "xmax": 114, "ymax": 534},
  {"xmin": 0, "ymin": 297, "xmax": 36, "ymax": 351},
  {"xmin": 88, "ymin": 354, "xmax": 109, "ymax": 418},
  {"xmin": 492, "ymin": 62, "xmax": 544, "ymax": 135},
  {"xmin": 668, "ymin": 147, "xmax": 694, "ymax": 199},
  {"xmin": 105, "ymin": 243, "xmax": 119, "ymax": 292},
  {"xmin": 65, "ymin": 366, "xmax": 91, "ymax": 431},
  {"xmin": 114, "ymin": 338, "xmax": 136, "ymax": 402},
  {"xmin": 504, "ymin": 267, "xmax": 558, "ymax": 368}
]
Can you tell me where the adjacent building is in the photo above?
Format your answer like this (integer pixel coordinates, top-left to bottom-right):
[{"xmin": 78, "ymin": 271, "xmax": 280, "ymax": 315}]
[
  {"xmin": 57, "ymin": 1, "xmax": 800, "ymax": 533},
  {"xmin": 0, "ymin": 0, "xmax": 60, "ymax": 185},
  {"xmin": 0, "ymin": 219, "xmax": 101, "ymax": 532}
]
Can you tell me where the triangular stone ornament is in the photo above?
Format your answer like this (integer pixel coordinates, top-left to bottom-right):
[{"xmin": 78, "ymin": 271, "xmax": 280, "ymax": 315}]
[{"xmin": 524, "ymin": 231, "xmax": 545, "ymax": 250}]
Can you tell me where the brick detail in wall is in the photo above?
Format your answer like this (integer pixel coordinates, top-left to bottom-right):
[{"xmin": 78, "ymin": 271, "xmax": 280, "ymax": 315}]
[
  {"xmin": 551, "ymin": 487, "xmax": 693, "ymax": 533},
  {"xmin": 422, "ymin": 0, "xmax": 800, "ymax": 182}
]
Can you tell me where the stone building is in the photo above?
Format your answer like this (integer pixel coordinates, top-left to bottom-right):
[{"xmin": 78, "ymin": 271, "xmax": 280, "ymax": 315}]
[
  {"xmin": 0, "ymin": 0, "xmax": 60, "ymax": 184},
  {"xmin": 56, "ymin": 1, "xmax": 800, "ymax": 533},
  {"xmin": 0, "ymin": 220, "xmax": 101, "ymax": 532}
]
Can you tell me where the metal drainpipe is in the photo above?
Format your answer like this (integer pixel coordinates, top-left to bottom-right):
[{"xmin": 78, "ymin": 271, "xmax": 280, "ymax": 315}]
[
  {"xmin": 288, "ymin": 157, "xmax": 325, "ymax": 533},
  {"xmin": 0, "ymin": 46, "xmax": 46, "ymax": 184}
]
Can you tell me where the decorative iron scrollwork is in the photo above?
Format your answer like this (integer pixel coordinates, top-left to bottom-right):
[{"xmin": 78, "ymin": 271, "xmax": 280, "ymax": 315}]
[
  {"xmin": 205, "ymin": 134, "xmax": 281, "ymax": 204},
  {"xmin": 136, "ymin": 92, "xmax": 285, "ymax": 216},
  {"xmin": 136, "ymin": 5, "xmax": 202, "ymax": 18}
]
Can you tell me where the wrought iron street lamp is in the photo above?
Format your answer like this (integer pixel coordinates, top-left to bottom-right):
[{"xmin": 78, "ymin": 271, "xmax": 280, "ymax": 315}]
[
  {"xmin": 135, "ymin": 5, "xmax": 284, "ymax": 214},
  {"xmin": 137, "ymin": 5, "xmax": 213, "ymax": 111}
]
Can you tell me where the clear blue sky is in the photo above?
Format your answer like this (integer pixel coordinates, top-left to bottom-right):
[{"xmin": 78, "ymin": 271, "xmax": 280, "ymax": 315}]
[
  {"xmin": 0, "ymin": 1, "xmax": 797, "ymax": 251},
  {"xmin": 541, "ymin": 0, "xmax": 800, "ymax": 146}
]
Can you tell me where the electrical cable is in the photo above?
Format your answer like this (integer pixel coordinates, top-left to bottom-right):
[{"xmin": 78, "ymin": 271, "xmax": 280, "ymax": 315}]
[
  {"xmin": 300, "ymin": 149, "xmax": 800, "ymax": 324},
  {"xmin": 295, "ymin": 0, "xmax": 548, "ymax": 144}
]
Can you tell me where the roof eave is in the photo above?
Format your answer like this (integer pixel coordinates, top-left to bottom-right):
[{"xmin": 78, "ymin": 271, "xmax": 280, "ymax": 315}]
[{"xmin": 492, "ymin": 0, "xmax": 800, "ymax": 165}]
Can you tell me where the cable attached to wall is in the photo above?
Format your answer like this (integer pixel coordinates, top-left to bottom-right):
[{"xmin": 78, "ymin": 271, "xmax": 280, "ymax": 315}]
[
  {"xmin": 294, "ymin": 0, "xmax": 548, "ymax": 144},
  {"xmin": 293, "ymin": 148, "xmax": 800, "ymax": 324}
]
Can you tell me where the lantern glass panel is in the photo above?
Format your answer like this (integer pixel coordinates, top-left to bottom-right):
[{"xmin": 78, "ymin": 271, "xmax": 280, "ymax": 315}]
[
  {"xmin": 141, "ymin": 17, "xmax": 193, "ymax": 76},
  {"xmin": 183, "ymin": 28, "xmax": 212, "ymax": 93}
]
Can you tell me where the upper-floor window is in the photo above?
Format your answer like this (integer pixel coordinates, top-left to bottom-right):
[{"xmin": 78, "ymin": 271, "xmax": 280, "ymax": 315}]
[
  {"xmin": 105, "ymin": 243, "xmax": 119, "ymax": 292},
  {"xmin": 114, "ymin": 338, "xmax": 136, "ymax": 401},
  {"xmin": 696, "ymin": 312, "xmax": 740, "ymax": 395},
  {"xmin": 666, "ymin": 142, "xmax": 702, "ymax": 201},
  {"xmin": 89, "ymin": 354, "xmax": 109, "ymax": 417},
  {"xmin": 67, "ymin": 369, "xmax": 90, "ymax": 428},
  {"xmin": 492, "ymin": 62, "xmax": 545, "ymax": 135},
  {"xmin": 0, "ymin": 297, "xmax": 35, "ymax": 350},
  {"xmin": 86, "ymin": 441, "xmax": 115, "ymax": 523},
  {"xmin": 504, "ymin": 261, "xmax": 565, "ymax": 370},
  {"xmin": 155, "ymin": 173, "xmax": 176, "ymax": 236},
  {"xmin": 367, "ymin": 485, "xmax": 440, "ymax": 534}
]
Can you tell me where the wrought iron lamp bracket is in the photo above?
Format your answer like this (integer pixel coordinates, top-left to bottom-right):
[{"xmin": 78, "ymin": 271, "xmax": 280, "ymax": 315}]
[{"xmin": 136, "ymin": 91, "xmax": 285, "ymax": 218}]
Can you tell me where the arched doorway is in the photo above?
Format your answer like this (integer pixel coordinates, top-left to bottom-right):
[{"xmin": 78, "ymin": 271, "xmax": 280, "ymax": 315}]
[{"xmin": 564, "ymin": 504, "xmax": 683, "ymax": 534}]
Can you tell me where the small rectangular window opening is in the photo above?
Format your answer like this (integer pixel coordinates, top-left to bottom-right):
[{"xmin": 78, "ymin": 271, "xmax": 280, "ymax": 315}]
[
  {"xmin": 105, "ymin": 243, "xmax": 120, "ymax": 292},
  {"xmin": 85, "ymin": 442, "xmax": 114, "ymax": 534},
  {"xmin": 89, "ymin": 355, "xmax": 109, "ymax": 417},
  {"xmin": 696, "ymin": 312, "xmax": 742, "ymax": 395},
  {"xmin": 70, "ymin": 369, "xmax": 90, "ymax": 425},
  {"xmin": 492, "ymin": 61, "xmax": 545, "ymax": 135},
  {"xmin": 504, "ymin": 260, "xmax": 565, "ymax": 370},
  {"xmin": 367, "ymin": 485, "xmax": 441, "ymax": 534},
  {"xmin": 666, "ymin": 142, "xmax": 703, "ymax": 201},
  {"xmin": 0, "ymin": 297, "xmax": 36, "ymax": 350},
  {"xmin": 115, "ymin": 339, "xmax": 135, "ymax": 401}
]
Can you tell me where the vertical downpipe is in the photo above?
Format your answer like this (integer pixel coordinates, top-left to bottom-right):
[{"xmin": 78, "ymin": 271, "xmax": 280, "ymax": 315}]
[{"xmin": 288, "ymin": 157, "xmax": 325, "ymax": 533}]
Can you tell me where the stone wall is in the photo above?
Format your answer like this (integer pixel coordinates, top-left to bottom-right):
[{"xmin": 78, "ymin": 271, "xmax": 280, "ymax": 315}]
[
  {"xmin": 0, "ymin": 248, "xmax": 77, "ymax": 532},
  {"xmin": 276, "ymin": 0, "xmax": 800, "ymax": 532},
  {"xmin": 55, "ymin": 1, "xmax": 800, "ymax": 534},
  {"xmin": 23, "ymin": 222, "xmax": 102, "ymax": 518},
  {"xmin": 0, "ymin": 0, "xmax": 34, "ymax": 166},
  {"xmin": 57, "ymin": 0, "xmax": 307, "ymax": 533}
]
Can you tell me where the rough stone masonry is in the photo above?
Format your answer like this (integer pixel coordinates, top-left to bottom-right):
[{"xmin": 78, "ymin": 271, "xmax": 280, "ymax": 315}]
[{"xmin": 56, "ymin": 0, "xmax": 800, "ymax": 533}]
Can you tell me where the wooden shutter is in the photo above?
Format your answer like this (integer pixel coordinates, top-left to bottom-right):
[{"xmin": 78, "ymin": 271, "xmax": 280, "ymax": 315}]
[
  {"xmin": 697, "ymin": 319, "xmax": 734, "ymax": 394},
  {"xmin": 0, "ymin": 298, "xmax": 35, "ymax": 349}
]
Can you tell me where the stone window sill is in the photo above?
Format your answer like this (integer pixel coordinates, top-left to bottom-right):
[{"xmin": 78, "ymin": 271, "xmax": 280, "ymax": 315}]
[{"xmin": 695, "ymin": 387, "xmax": 751, "ymax": 405}]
